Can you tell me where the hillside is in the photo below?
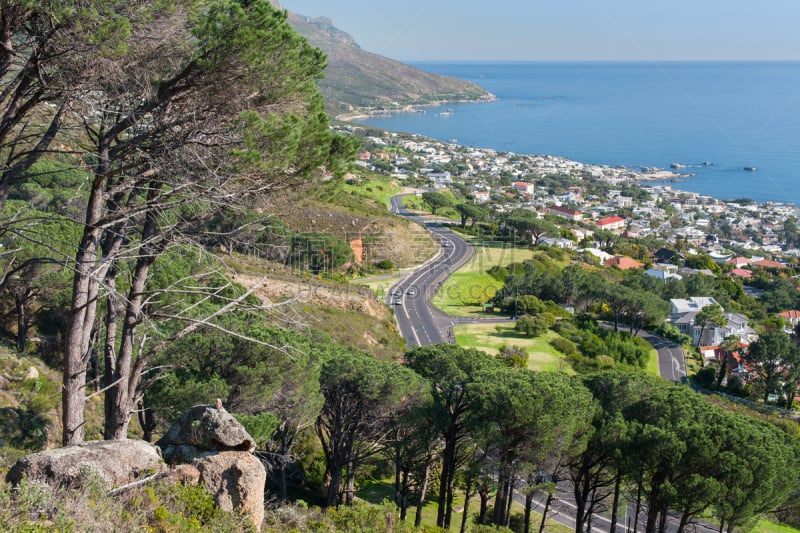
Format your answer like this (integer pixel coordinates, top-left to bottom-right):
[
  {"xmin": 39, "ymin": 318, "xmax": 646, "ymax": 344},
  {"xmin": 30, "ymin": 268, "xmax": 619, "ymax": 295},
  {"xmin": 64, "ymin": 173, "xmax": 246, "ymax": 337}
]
[{"xmin": 278, "ymin": 5, "xmax": 494, "ymax": 115}]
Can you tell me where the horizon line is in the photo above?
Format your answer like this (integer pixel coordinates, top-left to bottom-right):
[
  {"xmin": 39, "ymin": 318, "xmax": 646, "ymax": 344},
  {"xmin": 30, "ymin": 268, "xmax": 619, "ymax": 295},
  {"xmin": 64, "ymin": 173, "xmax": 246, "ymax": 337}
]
[{"xmin": 397, "ymin": 58, "xmax": 800, "ymax": 64}]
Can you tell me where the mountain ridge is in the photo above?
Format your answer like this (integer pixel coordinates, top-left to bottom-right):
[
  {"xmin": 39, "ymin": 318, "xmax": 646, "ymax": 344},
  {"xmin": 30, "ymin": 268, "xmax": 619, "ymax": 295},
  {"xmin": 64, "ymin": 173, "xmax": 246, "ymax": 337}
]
[{"xmin": 274, "ymin": 3, "xmax": 494, "ymax": 115}]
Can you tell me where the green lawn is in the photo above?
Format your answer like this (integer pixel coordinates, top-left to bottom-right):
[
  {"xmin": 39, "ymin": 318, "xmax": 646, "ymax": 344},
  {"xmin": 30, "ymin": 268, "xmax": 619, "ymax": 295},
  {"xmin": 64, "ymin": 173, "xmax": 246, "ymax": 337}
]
[
  {"xmin": 432, "ymin": 241, "xmax": 536, "ymax": 316},
  {"xmin": 645, "ymin": 345, "xmax": 660, "ymax": 377},
  {"xmin": 455, "ymin": 323, "xmax": 573, "ymax": 373},
  {"xmin": 357, "ymin": 478, "xmax": 573, "ymax": 533},
  {"xmin": 753, "ymin": 519, "xmax": 800, "ymax": 533}
]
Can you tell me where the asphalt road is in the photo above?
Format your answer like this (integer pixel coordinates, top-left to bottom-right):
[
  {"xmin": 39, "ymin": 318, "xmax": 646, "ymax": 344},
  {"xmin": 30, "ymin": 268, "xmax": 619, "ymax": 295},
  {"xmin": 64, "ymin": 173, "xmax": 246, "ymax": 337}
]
[
  {"xmin": 388, "ymin": 195, "xmax": 479, "ymax": 347},
  {"xmin": 640, "ymin": 331, "xmax": 687, "ymax": 382}
]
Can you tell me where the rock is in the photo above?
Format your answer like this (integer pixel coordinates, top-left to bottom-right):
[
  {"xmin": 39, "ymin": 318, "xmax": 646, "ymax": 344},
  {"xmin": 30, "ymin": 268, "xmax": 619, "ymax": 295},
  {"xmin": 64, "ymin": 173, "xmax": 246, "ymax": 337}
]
[
  {"xmin": 193, "ymin": 452, "xmax": 266, "ymax": 530},
  {"xmin": 6, "ymin": 439, "xmax": 166, "ymax": 492},
  {"xmin": 156, "ymin": 404, "xmax": 255, "ymax": 465},
  {"xmin": 23, "ymin": 366, "xmax": 39, "ymax": 381},
  {"xmin": 172, "ymin": 464, "xmax": 201, "ymax": 486}
]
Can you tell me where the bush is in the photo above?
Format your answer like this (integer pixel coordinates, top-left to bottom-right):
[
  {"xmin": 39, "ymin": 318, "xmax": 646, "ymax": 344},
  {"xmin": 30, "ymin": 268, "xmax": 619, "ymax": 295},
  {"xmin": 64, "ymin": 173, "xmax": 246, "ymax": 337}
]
[
  {"xmin": 549, "ymin": 337, "xmax": 577, "ymax": 356},
  {"xmin": 694, "ymin": 366, "xmax": 717, "ymax": 389},
  {"xmin": 496, "ymin": 345, "xmax": 528, "ymax": 368},
  {"xmin": 515, "ymin": 315, "xmax": 548, "ymax": 337},
  {"xmin": 374, "ymin": 259, "xmax": 394, "ymax": 270},
  {"xmin": 487, "ymin": 265, "xmax": 508, "ymax": 282},
  {"xmin": 0, "ymin": 478, "xmax": 255, "ymax": 533}
]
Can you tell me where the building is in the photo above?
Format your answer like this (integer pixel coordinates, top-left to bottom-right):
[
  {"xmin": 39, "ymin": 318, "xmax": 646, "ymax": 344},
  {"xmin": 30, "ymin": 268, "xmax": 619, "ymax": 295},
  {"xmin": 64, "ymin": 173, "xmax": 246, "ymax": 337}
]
[
  {"xmin": 596, "ymin": 215, "xmax": 626, "ymax": 233},
  {"xmin": 669, "ymin": 298, "xmax": 756, "ymax": 346},
  {"xmin": 512, "ymin": 181, "xmax": 535, "ymax": 196},
  {"xmin": 547, "ymin": 205, "xmax": 583, "ymax": 221}
]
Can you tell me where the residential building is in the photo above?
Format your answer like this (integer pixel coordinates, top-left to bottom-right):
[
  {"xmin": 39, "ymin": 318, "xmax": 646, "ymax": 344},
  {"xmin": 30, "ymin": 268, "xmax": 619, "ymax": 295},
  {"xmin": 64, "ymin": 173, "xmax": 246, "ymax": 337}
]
[
  {"xmin": 596, "ymin": 215, "xmax": 626, "ymax": 233},
  {"xmin": 512, "ymin": 181, "xmax": 535, "ymax": 196},
  {"xmin": 547, "ymin": 205, "xmax": 583, "ymax": 221}
]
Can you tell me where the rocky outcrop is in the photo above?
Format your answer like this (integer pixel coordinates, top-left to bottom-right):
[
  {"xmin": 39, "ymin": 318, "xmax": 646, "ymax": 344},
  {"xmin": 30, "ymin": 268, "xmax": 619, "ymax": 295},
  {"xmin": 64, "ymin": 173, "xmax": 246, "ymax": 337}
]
[
  {"xmin": 157, "ymin": 404, "xmax": 265, "ymax": 531},
  {"xmin": 6, "ymin": 439, "xmax": 166, "ymax": 491},
  {"xmin": 193, "ymin": 452, "xmax": 266, "ymax": 528},
  {"xmin": 156, "ymin": 404, "xmax": 255, "ymax": 464}
]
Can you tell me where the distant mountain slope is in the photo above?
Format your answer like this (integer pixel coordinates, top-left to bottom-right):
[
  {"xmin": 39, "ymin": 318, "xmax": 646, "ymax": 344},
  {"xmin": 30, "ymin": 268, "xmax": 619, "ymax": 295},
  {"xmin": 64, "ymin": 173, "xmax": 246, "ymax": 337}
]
[{"xmin": 278, "ymin": 5, "xmax": 493, "ymax": 115}]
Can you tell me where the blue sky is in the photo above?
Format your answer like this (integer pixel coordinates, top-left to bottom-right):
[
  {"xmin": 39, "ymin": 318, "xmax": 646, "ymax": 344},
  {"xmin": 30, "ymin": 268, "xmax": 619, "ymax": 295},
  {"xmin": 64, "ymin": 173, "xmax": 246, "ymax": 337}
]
[{"xmin": 279, "ymin": 0, "xmax": 800, "ymax": 61}]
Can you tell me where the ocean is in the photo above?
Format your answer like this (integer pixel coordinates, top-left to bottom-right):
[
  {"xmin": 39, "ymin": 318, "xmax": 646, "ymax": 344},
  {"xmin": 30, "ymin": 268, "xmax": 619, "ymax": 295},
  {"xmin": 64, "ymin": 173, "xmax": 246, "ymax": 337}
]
[{"xmin": 357, "ymin": 61, "xmax": 800, "ymax": 204}]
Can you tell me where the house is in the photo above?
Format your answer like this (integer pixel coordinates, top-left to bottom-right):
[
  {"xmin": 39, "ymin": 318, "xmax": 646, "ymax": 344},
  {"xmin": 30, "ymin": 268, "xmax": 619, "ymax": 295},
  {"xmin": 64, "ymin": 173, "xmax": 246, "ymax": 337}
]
[
  {"xmin": 547, "ymin": 205, "xmax": 583, "ymax": 221},
  {"xmin": 512, "ymin": 181, "xmax": 535, "ymax": 196},
  {"xmin": 728, "ymin": 256, "xmax": 751, "ymax": 268},
  {"xmin": 540, "ymin": 237, "xmax": 577, "ymax": 249},
  {"xmin": 579, "ymin": 248, "xmax": 614, "ymax": 263},
  {"xmin": 596, "ymin": 215, "xmax": 626, "ymax": 233},
  {"xmin": 701, "ymin": 343, "xmax": 751, "ymax": 383},
  {"xmin": 730, "ymin": 268, "xmax": 753, "ymax": 279},
  {"xmin": 652, "ymin": 247, "xmax": 678, "ymax": 264},
  {"xmin": 779, "ymin": 310, "xmax": 800, "ymax": 331},
  {"xmin": 644, "ymin": 269, "xmax": 683, "ymax": 282},
  {"xmin": 670, "ymin": 297, "xmax": 720, "ymax": 314},
  {"xmin": 605, "ymin": 256, "xmax": 644, "ymax": 270},
  {"xmin": 670, "ymin": 297, "xmax": 756, "ymax": 346},
  {"xmin": 751, "ymin": 259, "xmax": 788, "ymax": 270},
  {"xmin": 473, "ymin": 190, "xmax": 491, "ymax": 203}
]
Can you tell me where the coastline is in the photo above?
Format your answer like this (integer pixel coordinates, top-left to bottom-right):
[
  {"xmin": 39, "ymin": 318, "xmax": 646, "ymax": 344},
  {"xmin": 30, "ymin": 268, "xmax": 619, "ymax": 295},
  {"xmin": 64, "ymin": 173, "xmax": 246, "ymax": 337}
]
[{"xmin": 334, "ymin": 93, "xmax": 497, "ymax": 122}]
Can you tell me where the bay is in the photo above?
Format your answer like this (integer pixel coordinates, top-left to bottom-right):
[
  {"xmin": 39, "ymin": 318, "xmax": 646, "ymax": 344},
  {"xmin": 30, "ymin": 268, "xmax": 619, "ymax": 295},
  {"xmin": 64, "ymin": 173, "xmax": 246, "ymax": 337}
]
[{"xmin": 356, "ymin": 61, "xmax": 800, "ymax": 204}]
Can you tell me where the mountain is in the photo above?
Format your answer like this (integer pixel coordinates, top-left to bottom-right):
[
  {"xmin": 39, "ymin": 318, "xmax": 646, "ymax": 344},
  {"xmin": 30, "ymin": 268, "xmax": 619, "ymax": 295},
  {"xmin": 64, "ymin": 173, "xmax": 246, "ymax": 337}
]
[{"xmin": 277, "ymin": 4, "xmax": 493, "ymax": 115}]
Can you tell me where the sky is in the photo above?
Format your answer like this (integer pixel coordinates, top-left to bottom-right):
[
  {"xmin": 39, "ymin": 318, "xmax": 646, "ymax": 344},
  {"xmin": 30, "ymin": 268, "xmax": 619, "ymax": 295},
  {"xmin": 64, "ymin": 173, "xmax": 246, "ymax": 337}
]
[{"xmin": 278, "ymin": 0, "xmax": 800, "ymax": 62}]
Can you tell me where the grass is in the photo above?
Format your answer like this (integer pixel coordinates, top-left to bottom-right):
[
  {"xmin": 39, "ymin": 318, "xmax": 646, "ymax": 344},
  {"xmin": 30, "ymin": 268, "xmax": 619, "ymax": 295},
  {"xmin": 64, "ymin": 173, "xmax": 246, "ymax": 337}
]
[
  {"xmin": 645, "ymin": 345, "xmax": 660, "ymax": 377},
  {"xmin": 351, "ymin": 272, "xmax": 406, "ymax": 301},
  {"xmin": 432, "ymin": 240, "xmax": 536, "ymax": 316},
  {"xmin": 455, "ymin": 323, "xmax": 574, "ymax": 373},
  {"xmin": 340, "ymin": 175, "xmax": 402, "ymax": 211},
  {"xmin": 752, "ymin": 519, "xmax": 800, "ymax": 533},
  {"xmin": 357, "ymin": 478, "xmax": 574, "ymax": 533}
]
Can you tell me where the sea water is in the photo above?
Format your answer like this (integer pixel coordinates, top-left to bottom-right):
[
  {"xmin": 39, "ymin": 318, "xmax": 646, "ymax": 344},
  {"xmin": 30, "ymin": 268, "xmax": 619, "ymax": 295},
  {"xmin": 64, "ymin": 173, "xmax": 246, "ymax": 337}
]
[{"xmin": 357, "ymin": 61, "xmax": 800, "ymax": 204}]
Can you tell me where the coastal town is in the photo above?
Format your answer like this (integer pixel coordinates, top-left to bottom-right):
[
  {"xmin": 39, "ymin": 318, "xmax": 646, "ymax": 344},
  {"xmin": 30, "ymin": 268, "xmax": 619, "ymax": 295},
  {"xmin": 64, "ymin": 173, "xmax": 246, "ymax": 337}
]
[{"xmin": 337, "ymin": 124, "xmax": 800, "ymax": 264}]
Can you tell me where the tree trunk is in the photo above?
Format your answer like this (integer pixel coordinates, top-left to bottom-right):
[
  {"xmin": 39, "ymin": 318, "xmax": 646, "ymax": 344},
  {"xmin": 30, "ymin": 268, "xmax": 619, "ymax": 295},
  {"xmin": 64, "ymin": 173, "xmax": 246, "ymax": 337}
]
[
  {"xmin": 493, "ymin": 464, "xmax": 512, "ymax": 526},
  {"xmin": 504, "ymin": 476, "xmax": 514, "ymax": 526},
  {"xmin": 136, "ymin": 398, "xmax": 156, "ymax": 443},
  {"xmin": 632, "ymin": 481, "xmax": 643, "ymax": 533},
  {"xmin": 399, "ymin": 467, "xmax": 409, "ymax": 521},
  {"xmin": 414, "ymin": 460, "xmax": 431, "ymax": 529},
  {"xmin": 103, "ymin": 201, "xmax": 161, "ymax": 440},
  {"xmin": 326, "ymin": 464, "xmax": 343, "ymax": 508},
  {"xmin": 459, "ymin": 475, "xmax": 472, "ymax": 533},
  {"xmin": 344, "ymin": 463, "xmax": 356, "ymax": 506},
  {"xmin": 478, "ymin": 487, "xmax": 490, "ymax": 525},
  {"xmin": 103, "ymin": 277, "xmax": 121, "ymax": 440},
  {"xmin": 394, "ymin": 443, "xmax": 402, "ymax": 507},
  {"xmin": 437, "ymin": 436, "xmax": 456, "ymax": 528},
  {"xmin": 14, "ymin": 294, "xmax": 27, "ymax": 352},
  {"xmin": 62, "ymin": 160, "xmax": 120, "ymax": 445},
  {"xmin": 610, "ymin": 475, "xmax": 622, "ymax": 533},
  {"xmin": 538, "ymin": 492, "xmax": 553, "ymax": 533}
]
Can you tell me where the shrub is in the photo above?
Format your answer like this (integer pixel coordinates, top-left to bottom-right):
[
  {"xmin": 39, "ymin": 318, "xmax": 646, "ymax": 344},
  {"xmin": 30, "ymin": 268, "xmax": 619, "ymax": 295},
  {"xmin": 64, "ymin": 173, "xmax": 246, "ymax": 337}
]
[
  {"xmin": 694, "ymin": 366, "xmax": 717, "ymax": 389},
  {"xmin": 496, "ymin": 345, "xmax": 528, "ymax": 368},
  {"xmin": 374, "ymin": 259, "xmax": 394, "ymax": 270},
  {"xmin": 514, "ymin": 315, "xmax": 548, "ymax": 337},
  {"xmin": 487, "ymin": 265, "xmax": 508, "ymax": 282},
  {"xmin": 549, "ymin": 337, "xmax": 577, "ymax": 356}
]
